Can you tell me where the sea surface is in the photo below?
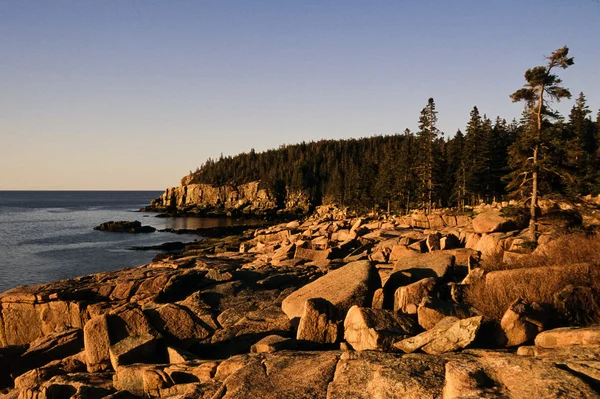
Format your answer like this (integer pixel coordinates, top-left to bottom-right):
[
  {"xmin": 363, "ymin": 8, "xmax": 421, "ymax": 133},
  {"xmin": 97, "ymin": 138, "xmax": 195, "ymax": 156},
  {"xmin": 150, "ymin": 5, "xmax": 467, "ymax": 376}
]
[{"xmin": 0, "ymin": 191, "xmax": 253, "ymax": 293}]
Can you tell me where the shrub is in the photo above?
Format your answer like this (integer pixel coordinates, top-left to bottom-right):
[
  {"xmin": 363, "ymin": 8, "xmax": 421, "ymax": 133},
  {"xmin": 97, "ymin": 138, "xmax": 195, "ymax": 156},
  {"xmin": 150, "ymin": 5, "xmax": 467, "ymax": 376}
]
[{"xmin": 465, "ymin": 233, "xmax": 600, "ymax": 326}]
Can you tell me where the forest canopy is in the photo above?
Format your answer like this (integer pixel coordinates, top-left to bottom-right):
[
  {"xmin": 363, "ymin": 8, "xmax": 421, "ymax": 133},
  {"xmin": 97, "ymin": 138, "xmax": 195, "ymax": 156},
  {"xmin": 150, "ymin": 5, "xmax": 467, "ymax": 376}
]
[{"xmin": 186, "ymin": 49, "xmax": 599, "ymax": 214}]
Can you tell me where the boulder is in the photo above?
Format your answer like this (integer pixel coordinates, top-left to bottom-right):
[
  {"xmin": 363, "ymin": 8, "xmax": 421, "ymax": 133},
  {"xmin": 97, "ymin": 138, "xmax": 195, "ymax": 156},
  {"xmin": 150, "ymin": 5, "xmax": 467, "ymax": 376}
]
[
  {"xmin": 421, "ymin": 316, "xmax": 483, "ymax": 354},
  {"xmin": 144, "ymin": 303, "xmax": 212, "ymax": 346},
  {"xmin": 393, "ymin": 251, "xmax": 454, "ymax": 280},
  {"xmin": 381, "ymin": 271, "xmax": 412, "ymax": 310},
  {"xmin": 501, "ymin": 298, "xmax": 547, "ymax": 347},
  {"xmin": 468, "ymin": 350, "xmax": 600, "ymax": 399},
  {"xmin": 394, "ymin": 316, "xmax": 459, "ymax": 353},
  {"xmin": 83, "ymin": 315, "xmax": 112, "ymax": 372},
  {"xmin": 18, "ymin": 372, "xmax": 115, "ymax": 399},
  {"xmin": 327, "ymin": 351, "xmax": 446, "ymax": 398},
  {"xmin": 14, "ymin": 352, "xmax": 87, "ymax": 390},
  {"xmin": 472, "ymin": 210, "xmax": 516, "ymax": 234},
  {"xmin": 388, "ymin": 244, "xmax": 415, "ymax": 262},
  {"xmin": 296, "ymin": 298, "xmax": 339, "ymax": 344},
  {"xmin": 535, "ymin": 326, "xmax": 600, "ymax": 348},
  {"xmin": 109, "ymin": 334, "xmax": 160, "ymax": 370},
  {"xmin": 343, "ymin": 306, "xmax": 419, "ymax": 351},
  {"xmin": 475, "ymin": 233, "xmax": 505, "ymax": 259},
  {"xmin": 281, "ymin": 260, "xmax": 380, "ymax": 323},
  {"xmin": 250, "ymin": 335, "xmax": 296, "ymax": 353},
  {"xmin": 440, "ymin": 234, "xmax": 461, "ymax": 250},
  {"xmin": 426, "ymin": 233, "xmax": 441, "ymax": 252},
  {"xmin": 293, "ymin": 247, "xmax": 332, "ymax": 262},
  {"xmin": 108, "ymin": 306, "xmax": 160, "ymax": 343},
  {"xmin": 417, "ymin": 298, "xmax": 475, "ymax": 330},
  {"xmin": 442, "ymin": 358, "xmax": 502, "ymax": 398},
  {"xmin": 213, "ymin": 351, "xmax": 339, "ymax": 399},
  {"xmin": 394, "ymin": 277, "xmax": 436, "ymax": 314},
  {"xmin": 15, "ymin": 328, "xmax": 83, "ymax": 376}
]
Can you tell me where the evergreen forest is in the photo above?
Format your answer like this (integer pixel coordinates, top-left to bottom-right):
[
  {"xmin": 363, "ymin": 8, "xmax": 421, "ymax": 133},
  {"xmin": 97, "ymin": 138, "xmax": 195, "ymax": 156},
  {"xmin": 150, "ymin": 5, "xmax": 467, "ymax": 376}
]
[{"xmin": 186, "ymin": 48, "xmax": 600, "ymax": 214}]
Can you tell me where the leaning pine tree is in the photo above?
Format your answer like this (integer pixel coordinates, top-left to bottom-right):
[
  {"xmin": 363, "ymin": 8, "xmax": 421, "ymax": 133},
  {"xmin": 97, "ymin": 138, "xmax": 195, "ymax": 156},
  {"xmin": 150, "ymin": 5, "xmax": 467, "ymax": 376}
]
[{"xmin": 509, "ymin": 46, "xmax": 574, "ymax": 243}]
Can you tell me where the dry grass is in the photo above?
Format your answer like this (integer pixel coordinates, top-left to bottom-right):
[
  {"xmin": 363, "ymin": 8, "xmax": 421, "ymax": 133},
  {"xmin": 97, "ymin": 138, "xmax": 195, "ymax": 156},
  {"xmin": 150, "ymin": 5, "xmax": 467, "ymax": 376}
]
[{"xmin": 465, "ymin": 233, "xmax": 600, "ymax": 326}]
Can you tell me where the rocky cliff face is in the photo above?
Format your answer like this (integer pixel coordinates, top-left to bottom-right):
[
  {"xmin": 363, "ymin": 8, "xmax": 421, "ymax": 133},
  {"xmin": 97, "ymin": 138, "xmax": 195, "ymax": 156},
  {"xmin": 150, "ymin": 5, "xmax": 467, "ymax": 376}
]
[{"xmin": 147, "ymin": 181, "xmax": 311, "ymax": 215}]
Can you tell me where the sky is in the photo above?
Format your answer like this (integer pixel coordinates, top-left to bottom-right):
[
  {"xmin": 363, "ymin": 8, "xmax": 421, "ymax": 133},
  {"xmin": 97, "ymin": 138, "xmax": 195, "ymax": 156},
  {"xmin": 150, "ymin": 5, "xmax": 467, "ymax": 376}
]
[{"xmin": 1, "ymin": 1, "xmax": 599, "ymax": 190}]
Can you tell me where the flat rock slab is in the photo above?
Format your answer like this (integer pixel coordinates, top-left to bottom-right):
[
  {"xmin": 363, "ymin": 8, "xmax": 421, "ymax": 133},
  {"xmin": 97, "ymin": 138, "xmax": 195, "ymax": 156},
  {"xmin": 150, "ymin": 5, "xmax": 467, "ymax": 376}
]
[
  {"xmin": 395, "ymin": 316, "xmax": 459, "ymax": 353},
  {"xmin": 215, "ymin": 351, "xmax": 340, "ymax": 399},
  {"xmin": 535, "ymin": 326, "xmax": 600, "ymax": 348},
  {"xmin": 15, "ymin": 328, "xmax": 83, "ymax": 376},
  {"xmin": 281, "ymin": 261, "xmax": 379, "ymax": 323},
  {"xmin": 422, "ymin": 316, "xmax": 483, "ymax": 354},
  {"xmin": 393, "ymin": 252, "xmax": 455, "ymax": 281},
  {"xmin": 327, "ymin": 351, "xmax": 447, "ymax": 399}
]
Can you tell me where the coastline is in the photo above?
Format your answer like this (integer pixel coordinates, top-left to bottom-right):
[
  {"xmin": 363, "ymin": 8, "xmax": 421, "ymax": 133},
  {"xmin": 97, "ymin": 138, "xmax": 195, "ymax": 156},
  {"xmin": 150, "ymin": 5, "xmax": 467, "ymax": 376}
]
[{"xmin": 1, "ymin": 205, "xmax": 599, "ymax": 397}]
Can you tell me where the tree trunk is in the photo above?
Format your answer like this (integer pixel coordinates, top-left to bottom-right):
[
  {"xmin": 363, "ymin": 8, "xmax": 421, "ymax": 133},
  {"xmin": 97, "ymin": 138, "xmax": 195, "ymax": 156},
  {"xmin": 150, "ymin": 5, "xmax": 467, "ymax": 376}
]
[{"xmin": 530, "ymin": 144, "xmax": 538, "ymax": 242}]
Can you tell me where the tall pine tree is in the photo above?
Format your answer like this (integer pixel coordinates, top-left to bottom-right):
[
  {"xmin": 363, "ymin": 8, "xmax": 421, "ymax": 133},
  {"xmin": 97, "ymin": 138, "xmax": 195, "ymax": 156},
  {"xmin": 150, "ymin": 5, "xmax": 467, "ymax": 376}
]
[
  {"xmin": 510, "ymin": 46, "xmax": 574, "ymax": 242},
  {"xmin": 416, "ymin": 98, "xmax": 439, "ymax": 214}
]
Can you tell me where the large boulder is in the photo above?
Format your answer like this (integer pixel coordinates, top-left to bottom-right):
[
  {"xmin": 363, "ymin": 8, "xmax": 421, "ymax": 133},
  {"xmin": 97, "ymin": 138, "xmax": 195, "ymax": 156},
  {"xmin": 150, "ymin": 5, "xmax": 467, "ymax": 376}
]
[
  {"xmin": 472, "ymin": 210, "xmax": 517, "ymax": 234},
  {"xmin": 281, "ymin": 260, "xmax": 380, "ymax": 323},
  {"xmin": 343, "ymin": 306, "xmax": 419, "ymax": 351}
]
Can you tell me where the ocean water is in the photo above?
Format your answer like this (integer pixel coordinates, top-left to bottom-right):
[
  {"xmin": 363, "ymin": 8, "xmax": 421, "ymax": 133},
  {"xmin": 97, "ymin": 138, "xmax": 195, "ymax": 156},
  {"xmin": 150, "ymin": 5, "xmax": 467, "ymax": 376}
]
[{"xmin": 0, "ymin": 191, "xmax": 250, "ymax": 293}]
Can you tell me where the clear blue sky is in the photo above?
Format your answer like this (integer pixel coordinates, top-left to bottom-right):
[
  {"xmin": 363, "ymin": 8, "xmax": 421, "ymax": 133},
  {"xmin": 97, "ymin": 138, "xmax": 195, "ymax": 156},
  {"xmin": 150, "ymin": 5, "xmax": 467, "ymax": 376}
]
[{"xmin": 1, "ymin": 1, "xmax": 599, "ymax": 190}]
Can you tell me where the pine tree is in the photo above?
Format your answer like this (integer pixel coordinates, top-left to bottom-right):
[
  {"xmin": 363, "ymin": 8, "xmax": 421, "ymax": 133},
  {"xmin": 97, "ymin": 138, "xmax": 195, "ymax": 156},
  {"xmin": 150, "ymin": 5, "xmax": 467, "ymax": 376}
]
[
  {"xmin": 397, "ymin": 129, "xmax": 417, "ymax": 214},
  {"xmin": 416, "ymin": 98, "xmax": 439, "ymax": 214},
  {"xmin": 567, "ymin": 92, "xmax": 596, "ymax": 194},
  {"xmin": 449, "ymin": 130, "xmax": 468, "ymax": 210},
  {"xmin": 510, "ymin": 46, "xmax": 574, "ymax": 242},
  {"xmin": 488, "ymin": 117, "xmax": 511, "ymax": 201}
]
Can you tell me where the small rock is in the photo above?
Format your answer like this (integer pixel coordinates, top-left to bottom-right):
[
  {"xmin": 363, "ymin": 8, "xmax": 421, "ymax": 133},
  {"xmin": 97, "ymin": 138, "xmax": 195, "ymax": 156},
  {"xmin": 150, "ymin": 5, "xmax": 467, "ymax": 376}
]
[{"xmin": 250, "ymin": 335, "xmax": 295, "ymax": 353}]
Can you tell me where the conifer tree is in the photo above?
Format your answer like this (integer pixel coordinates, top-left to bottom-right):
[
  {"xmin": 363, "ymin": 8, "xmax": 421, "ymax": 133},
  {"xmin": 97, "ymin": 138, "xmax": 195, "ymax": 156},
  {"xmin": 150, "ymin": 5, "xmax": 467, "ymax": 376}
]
[
  {"xmin": 416, "ymin": 98, "xmax": 439, "ymax": 214},
  {"xmin": 397, "ymin": 129, "xmax": 417, "ymax": 214},
  {"xmin": 449, "ymin": 130, "xmax": 468, "ymax": 210},
  {"xmin": 510, "ymin": 46, "xmax": 574, "ymax": 242},
  {"xmin": 566, "ymin": 92, "xmax": 596, "ymax": 193}
]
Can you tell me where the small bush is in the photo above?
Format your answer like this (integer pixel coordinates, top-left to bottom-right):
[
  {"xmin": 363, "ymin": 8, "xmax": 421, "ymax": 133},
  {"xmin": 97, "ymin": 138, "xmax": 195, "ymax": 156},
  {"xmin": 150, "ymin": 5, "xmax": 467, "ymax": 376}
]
[{"xmin": 465, "ymin": 233, "xmax": 600, "ymax": 326}]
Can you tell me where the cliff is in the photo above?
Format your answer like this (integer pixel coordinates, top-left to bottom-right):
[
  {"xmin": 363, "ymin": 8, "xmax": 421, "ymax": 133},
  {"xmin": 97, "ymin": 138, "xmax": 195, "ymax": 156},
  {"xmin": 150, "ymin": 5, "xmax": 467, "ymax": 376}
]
[{"xmin": 146, "ymin": 181, "xmax": 311, "ymax": 216}]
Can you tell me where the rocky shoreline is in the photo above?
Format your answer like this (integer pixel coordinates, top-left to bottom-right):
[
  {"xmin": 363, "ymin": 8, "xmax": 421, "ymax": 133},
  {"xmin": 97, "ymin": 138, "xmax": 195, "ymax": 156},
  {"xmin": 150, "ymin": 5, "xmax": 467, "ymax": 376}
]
[{"xmin": 2, "ymin": 204, "xmax": 600, "ymax": 398}]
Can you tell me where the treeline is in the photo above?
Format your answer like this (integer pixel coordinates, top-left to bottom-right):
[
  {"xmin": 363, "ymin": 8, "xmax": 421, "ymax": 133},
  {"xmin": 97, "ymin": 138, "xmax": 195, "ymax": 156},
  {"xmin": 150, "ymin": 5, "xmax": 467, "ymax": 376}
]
[{"xmin": 187, "ymin": 93, "xmax": 600, "ymax": 213}]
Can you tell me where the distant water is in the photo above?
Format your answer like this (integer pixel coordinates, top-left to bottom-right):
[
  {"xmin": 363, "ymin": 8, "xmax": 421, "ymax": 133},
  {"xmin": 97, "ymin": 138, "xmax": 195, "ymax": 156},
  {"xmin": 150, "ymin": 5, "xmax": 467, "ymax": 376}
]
[{"xmin": 0, "ymin": 191, "xmax": 253, "ymax": 293}]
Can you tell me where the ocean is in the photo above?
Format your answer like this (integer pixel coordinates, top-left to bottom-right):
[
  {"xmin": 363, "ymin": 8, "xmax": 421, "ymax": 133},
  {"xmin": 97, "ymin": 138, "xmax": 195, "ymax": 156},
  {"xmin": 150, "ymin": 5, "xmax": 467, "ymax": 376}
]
[{"xmin": 0, "ymin": 191, "xmax": 248, "ymax": 293}]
